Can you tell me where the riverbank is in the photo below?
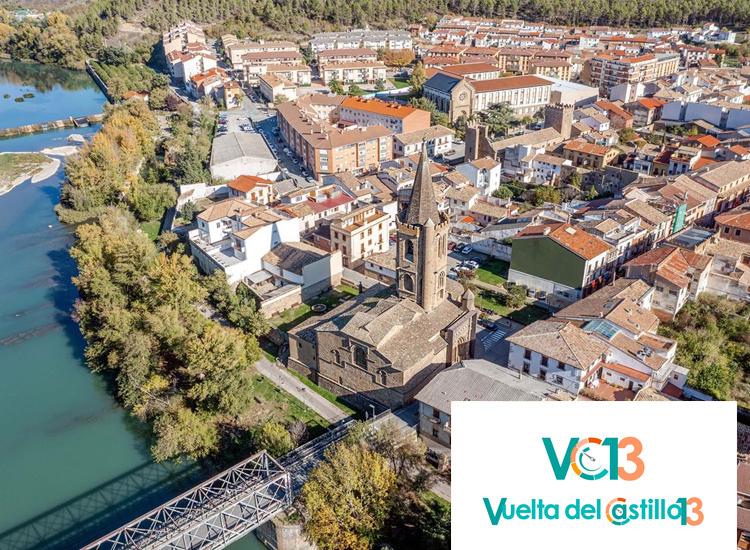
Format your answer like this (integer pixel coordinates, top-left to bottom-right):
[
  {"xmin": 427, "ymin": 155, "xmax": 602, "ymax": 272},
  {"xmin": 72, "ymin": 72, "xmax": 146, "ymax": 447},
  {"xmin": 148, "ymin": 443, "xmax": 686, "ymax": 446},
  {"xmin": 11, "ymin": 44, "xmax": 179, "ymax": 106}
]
[{"xmin": 0, "ymin": 151, "xmax": 60, "ymax": 196}]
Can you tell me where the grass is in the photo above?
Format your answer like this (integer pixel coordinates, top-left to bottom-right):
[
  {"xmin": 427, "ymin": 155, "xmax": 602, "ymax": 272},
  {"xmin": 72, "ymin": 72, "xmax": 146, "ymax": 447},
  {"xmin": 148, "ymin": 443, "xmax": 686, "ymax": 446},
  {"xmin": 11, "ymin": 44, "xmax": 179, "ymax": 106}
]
[
  {"xmin": 475, "ymin": 290, "xmax": 549, "ymax": 325},
  {"xmin": 270, "ymin": 284, "xmax": 359, "ymax": 332},
  {"xmin": 249, "ymin": 373, "xmax": 330, "ymax": 435},
  {"xmin": 390, "ymin": 77, "xmax": 411, "ymax": 89},
  {"xmin": 475, "ymin": 259, "xmax": 509, "ymax": 287},
  {"xmin": 422, "ymin": 490, "xmax": 450, "ymax": 509},
  {"xmin": 140, "ymin": 220, "xmax": 161, "ymax": 241},
  {"xmin": 287, "ymin": 369, "xmax": 358, "ymax": 417}
]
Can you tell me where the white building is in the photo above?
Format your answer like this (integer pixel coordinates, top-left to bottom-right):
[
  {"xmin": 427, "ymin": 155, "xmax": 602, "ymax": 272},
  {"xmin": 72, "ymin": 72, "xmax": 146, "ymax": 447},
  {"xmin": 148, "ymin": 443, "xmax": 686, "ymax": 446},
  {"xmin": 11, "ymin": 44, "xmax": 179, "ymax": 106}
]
[
  {"xmin": 456, "ymin": 157, "xmax": 502, "ymax": 196},
  {"xmin": 209, "ymin": 133, "xmax": 278, "ymax": 181},
  {"xmin": 393, "ymin": 125, "xmax": 454, "ymax": 158}
]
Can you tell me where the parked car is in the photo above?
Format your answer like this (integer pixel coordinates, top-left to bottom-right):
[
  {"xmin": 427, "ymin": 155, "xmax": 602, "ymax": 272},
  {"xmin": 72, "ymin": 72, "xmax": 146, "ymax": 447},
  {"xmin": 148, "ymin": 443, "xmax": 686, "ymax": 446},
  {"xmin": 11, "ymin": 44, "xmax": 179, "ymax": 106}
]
[
  {"xmin": 447, "ymin": 272, "xmax": 459, "ymax": 281},
  {"xmin": 463, "ymin": 260, "xmax": 479, "ymax": 270},
  {"xmin": 462, "ymin": 245, "xmax": 473, "ymax": 254},
  {"xmin": 471, "ymin": 257, "xmax": 482, "ymax": 264},
  {"xmin": 447, "ymin": 242, "xmax": 456, "ymax": 251}
]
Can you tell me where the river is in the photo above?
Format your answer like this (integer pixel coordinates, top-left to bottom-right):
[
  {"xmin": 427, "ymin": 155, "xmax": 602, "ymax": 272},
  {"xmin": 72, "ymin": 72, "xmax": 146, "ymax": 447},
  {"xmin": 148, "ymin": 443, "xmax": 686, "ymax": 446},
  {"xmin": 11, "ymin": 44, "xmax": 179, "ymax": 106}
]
[{"xmin": 0, "ymin": 61, "xmax": 263, "ymax": 550}]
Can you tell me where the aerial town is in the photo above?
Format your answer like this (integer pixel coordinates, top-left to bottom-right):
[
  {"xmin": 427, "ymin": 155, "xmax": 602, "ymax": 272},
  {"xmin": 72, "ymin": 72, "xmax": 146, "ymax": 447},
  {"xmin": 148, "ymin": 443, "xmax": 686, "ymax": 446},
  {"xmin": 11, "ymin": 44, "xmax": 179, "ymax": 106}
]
[{"xmin": 1, "ymin": 6, "xmax": 749, "ymax": 550}]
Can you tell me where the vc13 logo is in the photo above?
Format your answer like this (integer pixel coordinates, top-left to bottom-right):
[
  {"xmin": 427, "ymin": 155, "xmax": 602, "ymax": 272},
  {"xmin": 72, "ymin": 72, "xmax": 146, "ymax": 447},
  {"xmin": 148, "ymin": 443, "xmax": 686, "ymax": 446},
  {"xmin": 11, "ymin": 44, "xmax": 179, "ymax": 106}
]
[{"xmin": 543, "ymin": 437, "xmax": 645, "ymax": 481}]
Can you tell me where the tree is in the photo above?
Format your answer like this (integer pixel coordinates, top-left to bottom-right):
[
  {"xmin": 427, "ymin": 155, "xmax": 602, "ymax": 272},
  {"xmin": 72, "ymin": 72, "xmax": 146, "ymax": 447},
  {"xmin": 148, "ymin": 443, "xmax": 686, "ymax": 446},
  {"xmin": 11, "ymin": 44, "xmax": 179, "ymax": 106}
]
[
  {"xmin": 618, "ymin": 127, "xmax": 637, "ymax": 143},
  {"xmin": 347, "ymin": 84, "xmax": 364, "ymax": 96},
  {"xmin": 409, "ymin": 96, "xmax": 448, "ymax": 126},
  {"xmin": 148, "ymin": 87, "xmax": 169, "ymax": 111},
  {"xmin": 568, "ymin": 171, "xmax": 582, "ymax": 189},
  {"xmin": 477, "ymin": 102, "xmax": 515, "ymax": 136},
  {"xmin": 329, "ymin": 78, "xmax": 344, "ymax": 95},
  {"xmin": 374, "ymin": 79, "xmax": 386, "ymax": 92},
  {"xmin": 503, "ymin": 285, "xmax": 527, "ymax": 309},
  {"xmin": 302, "ymin": 442, "xmax": 397, "ymax": 550},
  {"xmin": 381, "ymin": 48, "xmax": 415, "ymax": 67},
  {"xmin": 585, "ymin": 185, "xmax": 598, "ymax": 201},
  {"xmin": 409, "ymin": 61, "xmax": 427, "ymax": 93},
  {"xmin": 254, "ymin": 421, "xmax": 294, "ymax": 457},
  {"xmin": 532, "ymin": 185, "xmax": 561, "ymax": 205},
  {"xmin": 130, "ymin": 182, "xmax": 176, "ymax": 221},
  {"xmin": 492, "ymin": 185, "xmax": 514, "ymax": 200},
  {"xmin": 180, "ymin": 200, "xmax": 198, "ymax": 222},
  {"xmin": 151, "ymin": 404, "xmax": 219, "ymax": 462},
  {"xmin": 274, "ymin": 93, "xmax": 289, "ymax": 105}
]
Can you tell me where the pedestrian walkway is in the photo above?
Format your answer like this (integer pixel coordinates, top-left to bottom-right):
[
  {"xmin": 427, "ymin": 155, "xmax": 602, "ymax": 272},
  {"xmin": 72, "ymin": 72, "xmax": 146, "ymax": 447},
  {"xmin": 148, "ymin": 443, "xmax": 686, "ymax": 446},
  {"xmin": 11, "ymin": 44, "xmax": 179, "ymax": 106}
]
[
  {"xmin": 255, "ymin": 357, "xmax": 350, "ymax": 424},
  {"xmin": 480, "ymin": 328, "xmax": 507, "ymax": 349}
]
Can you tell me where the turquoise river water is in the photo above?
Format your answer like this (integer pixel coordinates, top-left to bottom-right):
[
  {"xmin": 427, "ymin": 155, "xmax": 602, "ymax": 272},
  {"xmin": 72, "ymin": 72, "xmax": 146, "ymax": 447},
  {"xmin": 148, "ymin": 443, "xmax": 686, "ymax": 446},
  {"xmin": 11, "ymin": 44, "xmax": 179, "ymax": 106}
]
[{"xmin": 0, "ymin": 62, "xmax": 262, "ymax": 549}]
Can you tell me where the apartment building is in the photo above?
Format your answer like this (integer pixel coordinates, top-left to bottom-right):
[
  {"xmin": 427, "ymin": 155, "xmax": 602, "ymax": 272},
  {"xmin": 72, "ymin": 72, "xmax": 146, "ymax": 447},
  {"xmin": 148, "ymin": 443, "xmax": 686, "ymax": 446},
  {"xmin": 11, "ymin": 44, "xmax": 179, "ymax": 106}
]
[
  {"xmin": 259, "ymin": 74, "xmax": 298, "ymax": 103},
  {"xmin": 223, "ymin": 36, "xmax": 298, "ymax": 70},
  {"xmin": 318, "ymin": 48, "xmax": 378, "ymax": 64},
  {"xmin": 324, "ymin": 204, "xmax": 390, "ymax": 269},
  {"xmin": 393, "ymin": 125, "xmax": 454, "ymax": 158},
  {"xmin": 241, "ymin": 51, "xmax": 306, "ymax": 83},
  {"xmin": 587, "ymin": 53, "xmax": 679, "ymax": 93},
  {"xmin": 163, "ymin": 21, "xmax": 205, "ymax": 57},
  {"xmin": 439, "ymin": 62, "xmax": 501, "ymax": 81},
  {"xmin": 319, "ymin": 61, "xmax": 387, "ymax": 84},
  {"xmin": 339, "ymin": 97, "xmax": 430, "ymax": 134},
  {"xmin": 310, "ymin": 30, "xmax": 413, "ymax": 52},
  {"xmin": 276, "ymin": 95, "xmax": 393, "ymax": 178}
]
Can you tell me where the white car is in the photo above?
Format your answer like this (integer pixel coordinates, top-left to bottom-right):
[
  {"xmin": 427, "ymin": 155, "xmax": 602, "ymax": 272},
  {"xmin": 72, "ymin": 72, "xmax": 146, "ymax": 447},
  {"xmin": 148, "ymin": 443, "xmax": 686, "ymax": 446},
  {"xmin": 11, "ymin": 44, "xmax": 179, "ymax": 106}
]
[{"xmin": 462, "ymin": 245, "xmax": 473, "ymax": 254}]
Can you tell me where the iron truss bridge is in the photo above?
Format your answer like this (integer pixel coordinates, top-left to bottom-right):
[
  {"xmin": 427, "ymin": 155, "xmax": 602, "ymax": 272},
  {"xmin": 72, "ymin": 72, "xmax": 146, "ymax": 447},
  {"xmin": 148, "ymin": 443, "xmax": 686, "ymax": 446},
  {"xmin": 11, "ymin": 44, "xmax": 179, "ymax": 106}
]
[
  {"xmin": 81, "ymin": 450, "xmax": 291, "ymax": 550},
  {"xmin": 81, "ymin": 419, "xmax": 359, "ymax": 550}
]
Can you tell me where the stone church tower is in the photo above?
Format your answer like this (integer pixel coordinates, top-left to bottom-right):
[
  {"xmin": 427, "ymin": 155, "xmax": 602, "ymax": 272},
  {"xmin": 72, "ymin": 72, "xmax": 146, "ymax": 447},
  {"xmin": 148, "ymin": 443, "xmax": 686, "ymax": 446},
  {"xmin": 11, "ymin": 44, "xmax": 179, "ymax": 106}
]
[{"xmin": 396, "ymin": 142, "xmax": 451, "ymax": 312}]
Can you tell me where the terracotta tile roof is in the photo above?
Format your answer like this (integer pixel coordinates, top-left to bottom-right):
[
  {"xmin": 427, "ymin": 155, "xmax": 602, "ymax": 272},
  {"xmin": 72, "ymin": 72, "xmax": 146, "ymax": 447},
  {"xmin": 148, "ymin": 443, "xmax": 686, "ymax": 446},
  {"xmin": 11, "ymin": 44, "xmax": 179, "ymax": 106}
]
[
  {"xmin": 441, "ymin": 62, "xmax": 499, "ymax": 76},
  {"xmin": 595, "ymin": 99, "xmax": 633, "ymax": 121},
  {"xmin": 507, "ymin": 320, "xmax": 608, "ymax": 370},
  {"xmin": 637, "ymin": 97, "xmax": 666, "ymax": 110},
  {"xmin": 715, "ymin": 204, "xmax": 750, "ymax": 231},
  {"xmin": 341, "ymin": 96, "xmax": 422, "ymax": 119},
  {"xmin": 228, "ymin": 175, "xmax": 274, "ymax": 193},
  {"xmin": 470, "ymin": 75, "xmax": 551, "ymax": 93},
  {"xmin": 661, "ymin": 382, "xmax": 683, "ymax": 399},
  {"xmin": 689, "ymin": 134, "xmax": 721, "ymax": 148},
  {"xmin": 516, "ymin": 222, "xmax": 612, "ymax": 260},
  {"xmin": 197, "ymin": 198, "xmax": 258, "ymax": 222},
  {"xmin": 693, "ymin": 157, "xmax": 717, "ymax": 170},
  {"xmin": 563, "ymin": 140, "xmax": 612, "ymax": 157},
  {"xmin": 603, "ymin": 362, "xmax": 650, "ymax": 382},
  {"xmin": 730, "ymin": 144, "xmax": 750, "ymax": 156}
]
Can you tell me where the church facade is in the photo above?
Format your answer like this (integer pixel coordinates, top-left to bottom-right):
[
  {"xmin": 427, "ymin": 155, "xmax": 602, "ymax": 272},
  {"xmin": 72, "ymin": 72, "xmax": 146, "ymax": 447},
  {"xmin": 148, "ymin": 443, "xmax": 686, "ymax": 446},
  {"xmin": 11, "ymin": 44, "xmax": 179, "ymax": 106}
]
[{"xmin": 287, "ymin": 143, "xmax": 478, "ymax": 411}]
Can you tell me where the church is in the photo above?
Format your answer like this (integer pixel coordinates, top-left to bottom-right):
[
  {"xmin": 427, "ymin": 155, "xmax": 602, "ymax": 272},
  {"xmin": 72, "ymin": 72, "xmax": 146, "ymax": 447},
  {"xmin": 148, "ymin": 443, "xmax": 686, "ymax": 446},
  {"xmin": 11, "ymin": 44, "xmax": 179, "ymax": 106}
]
[{"xmin": 287, "ymin": 143, "xmax": 479, "ymax": 411}]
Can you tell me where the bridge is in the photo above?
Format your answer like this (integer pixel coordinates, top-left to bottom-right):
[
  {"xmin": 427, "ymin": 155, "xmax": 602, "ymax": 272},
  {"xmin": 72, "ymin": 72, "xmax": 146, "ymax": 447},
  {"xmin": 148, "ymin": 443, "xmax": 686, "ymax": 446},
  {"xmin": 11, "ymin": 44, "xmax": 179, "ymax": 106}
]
[{"xmin": 82, "ymin": 419, "xmax": 358, "ymax": 550}]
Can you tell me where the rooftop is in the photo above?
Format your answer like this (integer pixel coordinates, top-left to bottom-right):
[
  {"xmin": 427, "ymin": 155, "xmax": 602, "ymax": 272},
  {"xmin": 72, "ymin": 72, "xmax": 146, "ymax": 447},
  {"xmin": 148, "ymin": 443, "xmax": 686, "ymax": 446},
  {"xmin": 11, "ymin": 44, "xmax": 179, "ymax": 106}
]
[
  {"xmin": 211, "ymin": 132, "xmax": 276, "ymax": 166},
  {"xmin": 415, "ymin": 360, "xmax": 555, "ymax": 414},
  {"xmin": 515, "ymin": 222, "xmax": 612, "ymax": 260},
  {"xmin": 262, "ymin": 242, "xmax": 329, "ymax": 275},
  {"xmin": 341, "ymin": 96, "xmax": 424, "ymax": 119},
  {"xmin": 507, "ymin": 320, "xmax": 608, "ymax": 370}
]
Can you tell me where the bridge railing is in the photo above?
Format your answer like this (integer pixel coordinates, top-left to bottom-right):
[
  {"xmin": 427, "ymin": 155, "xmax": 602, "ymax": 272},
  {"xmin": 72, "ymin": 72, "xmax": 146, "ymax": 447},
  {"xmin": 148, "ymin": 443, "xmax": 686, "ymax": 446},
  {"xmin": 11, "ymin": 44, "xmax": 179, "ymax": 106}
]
[{"xmin": 82, "ymin": 450, "xmax": 290, "ymax": 550}]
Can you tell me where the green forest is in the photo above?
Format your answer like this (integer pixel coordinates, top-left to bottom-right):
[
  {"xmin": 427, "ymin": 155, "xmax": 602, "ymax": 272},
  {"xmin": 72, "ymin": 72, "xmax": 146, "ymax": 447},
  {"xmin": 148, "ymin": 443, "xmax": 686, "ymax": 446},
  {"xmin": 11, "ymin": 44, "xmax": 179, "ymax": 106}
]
[{"xmin": 3, "ymin": 0, "xmax": 750, "ymax": 72}]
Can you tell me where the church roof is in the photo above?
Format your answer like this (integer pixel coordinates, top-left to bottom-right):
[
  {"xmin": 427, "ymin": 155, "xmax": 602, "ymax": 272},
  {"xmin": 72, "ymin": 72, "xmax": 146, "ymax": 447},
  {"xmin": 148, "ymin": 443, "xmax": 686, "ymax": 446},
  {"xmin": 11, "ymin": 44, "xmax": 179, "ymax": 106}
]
[{"xmin": 402, "ymin": 142, "xmax": 443, "ymax": 226}]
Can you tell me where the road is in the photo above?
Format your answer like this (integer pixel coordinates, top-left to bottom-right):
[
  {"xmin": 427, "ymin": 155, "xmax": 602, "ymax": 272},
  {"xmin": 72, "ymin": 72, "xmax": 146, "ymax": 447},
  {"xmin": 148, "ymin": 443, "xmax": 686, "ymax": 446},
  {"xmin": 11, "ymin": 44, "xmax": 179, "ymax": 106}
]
[{"xmin": 255, "ymin": 356, "xmax": 350, "ymax": 424}]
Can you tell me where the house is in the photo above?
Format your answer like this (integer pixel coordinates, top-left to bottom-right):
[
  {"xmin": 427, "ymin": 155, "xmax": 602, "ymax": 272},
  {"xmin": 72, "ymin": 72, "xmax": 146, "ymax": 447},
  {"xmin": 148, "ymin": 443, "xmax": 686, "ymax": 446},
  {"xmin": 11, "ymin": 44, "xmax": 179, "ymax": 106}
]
[
  {"xmin": 563, "ymin": 140, "xmax": 618, "ymax": 169},
  {"xmin": 415, "ymin": 359, "xmax": 555, "ymax": 448},
  {"xmin": 506, "ymin": 320, "xmax": 608, "ymax": 394},
  {"xmin": 626, "ymin": 97, "xmax": 666, "ymax": 127},
  {"xmin": 314, "ymin": 204, "xmax": 390, "ymax": 269},
  {"xmin": 509, "ymin": 222, "xmax": 613, "ymax": 306},
  {"xmin": 393, "ymin": 125, "xmax": 454, "ymax": 158},
  {"xmin": 455, "ymin": 157, "xmax": 502, "ymax": 196},
  {"xmin": 286, "ymin": 145, "xmax": 478, "ymax": 411},
  {"xmin": 690, "ymin": 160, "xmax": 750, "ymax": 216},
  {"xmin": 699, "ymin": 236, "xmax": 750, "ymax": 302},
  {"xmin": 209, "ymin": 133, "xmax": 278, "ymax": 180},
  {"xmin": 258, "ymin": 74, "xmax": 298, "ymax": 103},
  {"xmin": 317, "ymin": 48, "xmax": 379, "ymax": 64},
  {"xmin": 623, "ymin": 245, "xmax": 712, "ymax": 319},
  {"xmin": 277, "ymin": 184, "xmax": 356, "ymax": 232},
  {"xmin": 715, "ymin": 203, "xmax": 750, "ymax": 244},
  {"xmin": 522, "ymin": 152, "xmax": 572, "ymax": 185},
  {"xmin": 227, "ymin": 175, "xmax": 276, "ymax": 205}
]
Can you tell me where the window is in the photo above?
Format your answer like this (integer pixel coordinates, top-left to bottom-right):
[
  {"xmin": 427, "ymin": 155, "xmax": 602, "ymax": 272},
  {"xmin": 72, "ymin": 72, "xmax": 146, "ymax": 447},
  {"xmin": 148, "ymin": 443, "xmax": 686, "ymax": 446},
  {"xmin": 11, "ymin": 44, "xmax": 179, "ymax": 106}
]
[
  {"xmin": 333, "ymin": 350, "xmax": 341, "ymax": 365},
  {"xmin": 320, "ymin": 150, "xmax": 329, "ymax": 171},
  {"xmin": 541, "ymin": 356, "xmax": 548, "ymax": 367},
  {"xmin": 432, "ymin": 427, "xmax": 439, "ymax": 437},
  {"xmin": 554, "ymin": 375, "xmax": 563, "ymax": 384},
  {"xmin": 403, "ymin": 239, "xmax": 414, "ymax": 262},
  {"xmin": 402, "ymin": 273, "xmax": 414, "ymax": 292},
  {"xmin": 354, "ymin": 346, "xmax": 367, "ymax": 368},
  {"xmin": 737, "ymin": 229, "xmax": 742, "ymax": 236},
  {"xmin": 432, "ymin": 407, "xmax": 440, "ymax": 419},
  {"xmin": 724, "ymin": 226, "xmax": 729, "ymax": 233},
  {"xmin": 524, "ymin": 349, "xmax": 532, "ymax": 360},
  {"xmin": 539, "ymin": 369, "xmax": 547, "ymax": 381}
]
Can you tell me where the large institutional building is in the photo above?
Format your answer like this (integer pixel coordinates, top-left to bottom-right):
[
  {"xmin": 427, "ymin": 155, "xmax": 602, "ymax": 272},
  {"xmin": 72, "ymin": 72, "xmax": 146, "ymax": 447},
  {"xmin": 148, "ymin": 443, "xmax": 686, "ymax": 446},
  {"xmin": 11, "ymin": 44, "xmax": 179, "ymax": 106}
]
[{"xmin": 287, "ymin": 144, "xmax": 479, "ymax": 410}]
